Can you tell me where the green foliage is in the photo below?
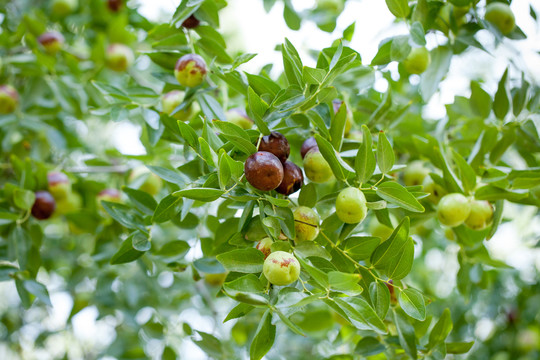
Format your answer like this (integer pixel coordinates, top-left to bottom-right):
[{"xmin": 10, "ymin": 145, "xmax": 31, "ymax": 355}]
[{"xmin": 0, "ymin": 0, "xmax": 539, "ymax": 359}]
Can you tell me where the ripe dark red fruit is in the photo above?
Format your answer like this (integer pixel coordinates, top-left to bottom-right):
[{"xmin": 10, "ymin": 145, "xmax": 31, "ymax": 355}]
[
  {"xmin": 31, "ymin": 191, "xmax": 56, "ymax": 220},
  {"xmin": 300, "ymin": 137, "xmax": 318, "ymax": 159},
  {"xmin": 182, "ymin": 14, "xmax": 200, "ymax": 29},
  {"xmin": 258, "ymin": 132, "xmax": 290, "ymax": 163},
  {"xmin": 244, "ymin": 151, "xmax": 284, "ymax": 191},
  {"xmin": 38, "ymin": 31, "xmax": 65, "ymax": 54},
  {"xmin": 276, "ymin": 161, "xmax": 303, "ymax": 196},
  {"xmin": 107, "ymin": 0, "xmax": 122, "ymax": 12}
]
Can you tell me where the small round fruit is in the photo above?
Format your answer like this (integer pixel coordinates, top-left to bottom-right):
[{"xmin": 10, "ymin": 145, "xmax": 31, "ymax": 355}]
[
  {"xmin": 38, "ymin": 31, "xmax": 65, "ymax": 54},
  {"xmin": 51, "ymin": 0, "xmax": 78, "ymax": 17},
  {"xmin": 263, "ymin": 251, "xmax": 301, "ymax": 286},
  {"xmin": 276, "ymin": 161, "xmax": 303, "ymax": 196},
  {"xmin": 403, "ymin": 160, "xmax": 429, "ymax": 187},
  {"xmin": 226, "ymin": 108, "xmax": 253, "ymax": 130},
  {"xmin": 422, "ymin": 177, "xmax": 447, "ymax": 204},
  {"xmin": 204, "ymin": 273, "xmax": 228, "ymax": 286},
  {"xmin": 174, "ymin": 53, "xmax": 207, "ymax": 88},
  {"xmin": 105, "ymin": 44, "xmax": 134, "ymax": 72},
  {"xmin": 56, "ymin": 192, "xmax": 82, "ymax": 215},
  {"xmin": 31, "ymin": 191, "xmax": 56, "ymax": 220},
  {"xmin": 47, "ymin": 172, "xmax": 71, "ymax": 200},
  {"xmin": 98, "ymin": 188, "xmax": 122, "ymax": 205},
  {"xmin": 437, "ymin": 193, "xmax": 471, "ymax": 227},
  {"xmin": 130, "ymin": 167, "xmax": 163, "ymax": 196},
  {"xmin": 182, "ymin": 14, "xmax": 200, "ymax": 29},
  {"xmin": 258, "ymin": 132, "xmax": 290, "ymax": 163},
  {"xmin": 107, "ymin": 0, "xmax": 122, "ymax": 12},
  {"xmin": 303, "ymin": 148, "xmax": 334, "ymax": 183},
  {"xmin": 464, "ymin": 200, "xmax": 494, "ymax": 231},
  {"xmin": 403, "ymin": 47, "xmax": 431, "ymax": 75},
  {"xmin": 485, "ymin": 2, "xmax": 515, "ymax": 35},
  {"xmin": 244, "ymin": 151, "xmax": 284, "ymax": 191},
  {"xmin": 336, "ymin": 187, "xmax": 367, "ymax": 224},
  {"xmin": 162, "ymin": 90, "xmax": 192, "ymax": 121},
  {"xmin": 332, "ymin": 99, "xmax": 353, "ymax": 135},
  {"xmin": 256, "ymin": 237, "xmax": 273, "ymax": 259},
  {"xmin": 0, "ymin": 85, "xmax": 19, "ymax": 114},
  {"xmin": 300, "ymin": 137, "xmax": 318, "ymax": 159},
  {"xmin": 293, "ymin": 206, "xmax": 320, "ymax": 242}
]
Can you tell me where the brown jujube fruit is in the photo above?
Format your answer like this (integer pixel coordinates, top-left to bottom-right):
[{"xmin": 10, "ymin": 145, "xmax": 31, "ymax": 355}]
[
  {"xmin": 300, "ymin": 137, "xmax": 318, "ymax": 159},
  {"xmin": 276, "ymin": 161, "xmax": 303, "ymax": 195},
  {"xmin": 182, "ymin": 14, "xmax": 200, "ymax": 28},
  {"xmin": 31, "ymin": 191, "xmax": 56, "ymax": 220},
  {"xmin": 107, "ymin": 0, "xmax": 122, "ymax": 12},
  {"xmin": 244, "ymin": 151, "xmax": 284, "ymax": 191},
  {"xmin": 258, "ymin": 132, "xmax": 290, "ymax": 163}
]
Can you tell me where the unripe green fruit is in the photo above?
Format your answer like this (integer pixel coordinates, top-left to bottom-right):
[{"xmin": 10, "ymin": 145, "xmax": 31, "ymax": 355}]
[
  {"xmin": 256, "ymin": 237, "xmax": 273, "ymax": 259},
  {"xmin": 293, "ymin": 206, "xmax": 320, "ymax": 242},
  {"xmin": 403, "ymin": 160, "xmax": 429, "ymax": 187},
  {"xmin": 485, "ymin": 2, "xmax": 515, "ymax": 35},
  {"xmin": 47, "ymin": 172, "xmax": 71, "ymax": 200},
  {"xmin": 464, "ymin": 200, "xmax": 493, "ymax": 231},
  {"xmin": 226, "ymin": 108, "xmax": 253, "ymax": 130},
  {"xmin": 105, "ymin": 44, "xmax": 134, "ymax": 72},
  {"xmin": 162, "ymin": 90, "xmax": 192, "ymax": 121},
  {"xmin": 300, "ymin": 137, "xmax": 318, "ymax": 159},
  {"xmin": 0, "ymin": 85, "xmax": 19, "ymax": 114},
  {"xmin": 56, "ymin": 192, "xmax": 82, "ymax": 215},
  {"xmin": 174, "ymin": 53, "xmax": 207, "ymax": 88},
  {"xmin": 204, "ymin": 273, "xmax": 228, "ymax": 286},
  {"xmin": 422, "ymin": 177, "xmax": 447, "ymax": 204},
  {"xmin": 403, "ymin": 47, "xmax": 431, "ymax": 75},
  {"xmin": 316, "ymin": 0, "xmax": 344, "ymax": 13},
  {"xmin": 38, "ymin": 31, "xmax": 65, "ymax": 54},
  {"xmin": 437, "ymin": 193, "xmax": 471, "ymax": 227},
  {"xmin": 303, "ymin": 148, "xmax": 334, "ymax": 183},
  {"xmin": 435, "ymin": 4, "xmax": 467, "ymax": 34},
  {"xmin": 336, "ymin": 187, "xmax": 367, "ymax": 224},
  {"xmin": 51, "ymin": 0, "xmax": 78, "ymax": 17},
  {"xmin": 368, "ymin": 217, "xmax": 393, "ymax": 241},
  {"xmin": 263, "ymin": 251, "xmax": 301, "ymax": 286}
]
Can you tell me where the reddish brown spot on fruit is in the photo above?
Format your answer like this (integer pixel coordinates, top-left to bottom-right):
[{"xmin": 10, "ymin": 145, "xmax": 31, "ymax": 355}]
[
  {"xmin": 99, "ymin": 188, "xmax": 121, "ymax": 199},
  {"xmin": 258, "ymin": 132, "xmax": 290, "ymax": 163},
  {"xmin": 244, "ymin": 151, "xmax": 284, "ymax": 191},
  {"xmin": 300, "ymin": 137, "xmax": 318, "ymax": 159},
  {"xmin": 38, "ymin": 31, "xmax": 64, "ymax": 46},
  {"xmin": 175, "ymin": 54, "xmax": 207, "ymax": 74},
  {"xmin": 276, "ymin": 161, "xmax": 303, "ymax": 196},
  {"xmin": 31, "ymin": 191, "xmax": 56, "ymax": 220},
  {"xmin": 182, "ymin": 14, "xmax": 200, "ymax": 29},
  {"xmin": 107, "ymin": 0, "xmax": 122, "ymax": 12}
]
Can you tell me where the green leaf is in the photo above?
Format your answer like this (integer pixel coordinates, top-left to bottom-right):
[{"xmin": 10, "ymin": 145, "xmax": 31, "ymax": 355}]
[
  {"xmin": 122, "ymin": 187, "xmax": 157, "ymax": 215},
  {"xmin": 452, "ymin": 150, "xmax": 476, "ymax": 194},
  {"xmin": 249, "ymin": 310, "xmax": 275, "ymax": 360},
  {"xmin": 14, "ymin": 189, "xmax": 36, "ymax": 211},
  {"xmin": 356, "ymin": 125, "xmax": 376, "ymax": 184},
  {"xmin": 493, "ymin": 68, "xmax": 510, "ymax": 119},
  {"xmin": 335, "ymin": 297, "xmax": 387, "ymax": 334},
  {"xmin": 177, "ymin": 121, "xmax": 199, "ymax": 150},
  {"xmin": 302, "ymin": 66, "xmax": 326, "ymax": 85},
  {"xmin": 281, "ymin": 38, "xmax": 304, "ymax": 87},
  {"xmin": 385, "ymin": 238, "xmax": 414, "ymax": 280},
  {"xmin": 110, "ymin": 233, "xmax": 147, "ymax": 265},
  {"xmin": 394, "ymin": 309, "xmax": 418, "ymax": 359},
  {"xmin": 147, "ymin": 165, "xmax": 187, "ymax": 186},
  {"xmin": 216, "ymin": 248, "xmax": 264, "ymax": 273},
  {"xmin": 369, "ymin": 281, "xmax": 391, "ymax": 320},
  {"xmin": 376, "ymin": 131, "xmax": 394, "ymax": 174},
  {"xmin": 487, "ymin": 200, "xmax": 504, "ymax": 240},
  {"xmin": 355, "ymin": 337, "xmax": 385, "ymax": 356},
  {"xmin": 446, "ymin": 341, "xmax": 474, "ymax": 354},
  {"xmin": 283, "ymin": 2, "xmax": 301, "ymax": 30},
  {"xmin": 385, "ymin": 0, "xmax": 410, "ymax": 18},
  {"xmin": 470, "ymin": 81, "xmax": 493, "ymax": 118},
  {"xmin": 342, "ymin": 236, "xmax": 380, "ymax": 261},
  {"xmin": 23, "ymin": 280, "xmax": 52, "ymax": 306},
  {"xmin": 420, "ymin": 46, "xmax": 452, "ymax": 102},
  {"xmin": 298, "ymin": 182, "xmax": 317, "ymax": 207},
  {"xmin": 224, "ymin": 303, "xmax": 255, "ymax": 322},
  {"xmin": 174, "ymin": 188, "xmax": 224, "ymax": 202},
  {"xmin": 330, "ymin": 100, "xmax": 347, "ymax": 151},
  {"xmin": 247, "ymin": 87, "xmax": 271, "ymax": 135},
  {"xmin": 410, "ymin": 22, "xmax": 426, "ymax": 46},
  {"xmin": 153, "ymin": 194, "xmax": 182, "ymax": 223},
  {"xmin": 328, "ymin": 271, "xmax": 363, "ymax": 295},
  {"xmin": 371, "ymin": 217, "xmax": 410, "ymax": 268},
  {"xmin": 343, "ymin": 22, "xmax": 355, "ymax": 42},
  {"xmin": 101, "ymin": 201, "xmax": 146, "ymax": 232},
  {"xmin": 0, "ymin": 261, "xmax": 18, "ymax": 281},
  {"xmin": 376, "ymin": 182, "xmax": 424, "ymax": 213},
  {"xmin": 314, "ymin": 134, "xmax": 355, "ymax": 181},
  {"xmin": 213, "ymin": 120, "xmax": 257, "ymax": 155},
  {"xmin": 398, "ymin": 288, "xmax": 426, "ymax": 321},
  {"xmin": 198, "ymin": 93, "xmax": 226, "ymax": 121},
  {"xmin": 428, "ymin": 308, "xmax": 453, "ymax": 349}
]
